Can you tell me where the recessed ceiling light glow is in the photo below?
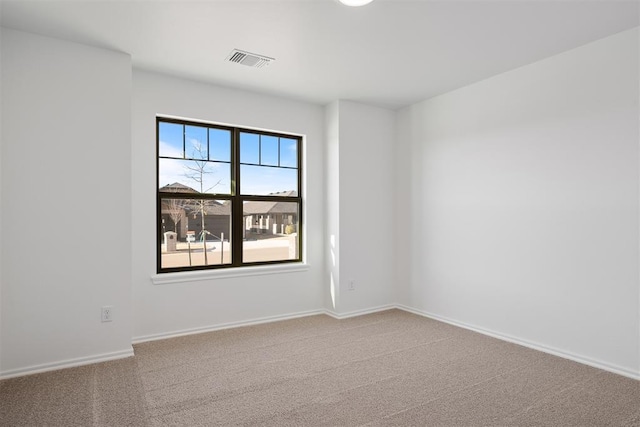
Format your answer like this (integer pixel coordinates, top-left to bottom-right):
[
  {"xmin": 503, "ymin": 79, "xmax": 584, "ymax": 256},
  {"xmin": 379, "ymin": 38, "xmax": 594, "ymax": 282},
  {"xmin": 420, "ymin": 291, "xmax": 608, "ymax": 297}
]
[{"xmin": 339, "ymin": 0, "xmax": 374, "ymax": 6}]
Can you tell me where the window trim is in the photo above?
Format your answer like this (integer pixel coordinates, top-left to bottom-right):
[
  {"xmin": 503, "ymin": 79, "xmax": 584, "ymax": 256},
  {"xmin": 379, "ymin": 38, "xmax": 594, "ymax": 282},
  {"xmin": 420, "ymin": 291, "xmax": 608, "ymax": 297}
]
[
  {"xmin": 151, "ymin": 262, "xmax": 310, "ymax": 285},
  {"xmin": 156, "ymin": 117, "xmax": 303, "ymax": 274}
]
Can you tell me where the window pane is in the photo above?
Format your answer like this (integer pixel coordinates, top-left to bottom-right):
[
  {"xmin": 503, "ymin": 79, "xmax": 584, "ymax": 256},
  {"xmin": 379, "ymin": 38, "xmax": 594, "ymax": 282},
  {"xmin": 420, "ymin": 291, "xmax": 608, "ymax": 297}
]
[
  {"xmin": 280, "ymin": 138, "xmax": 298, "ymax": 168},
  {"xmin": 184, "ymin": 125, "xmax": 208, "ymax": 160},
  {"xmin": 159, "ymin": 122, "xmax": 184, "ymax": 158},
  {"xmin": 240, "ymin": 132, "xmax": 259, "ymax": 164},
  {"xmin": 209, "ymin": 128, "xmax": 231, "ymax": 162},
  {"xmin": 240, "ymin": 165, "xmax": 297, "ymax": 196},
  {"xmin": 159, "ymin": 158, "xmax": 231, "ymax": 195},
  {"xmin": 261, "ymin": 135, "xmax": 279, "ymax": 166},
  {"xmin": 243, "ymin": 202, "xmax": 299, "ymax": 263},
  {"xmin": 161, "ymin": 198, "xmax": 232, "ymax": 268}
]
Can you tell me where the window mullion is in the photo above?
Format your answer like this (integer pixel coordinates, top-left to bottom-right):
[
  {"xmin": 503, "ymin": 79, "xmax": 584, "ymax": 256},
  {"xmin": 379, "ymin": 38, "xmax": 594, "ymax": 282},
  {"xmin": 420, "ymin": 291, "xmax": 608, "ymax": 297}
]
[
  {"xmin": 232, "ymin": 128, "xmax": 243, "ymax": 267},
  {"xmin": 182, "ymin": 124, "xmax": 186, "ymax": 159}
]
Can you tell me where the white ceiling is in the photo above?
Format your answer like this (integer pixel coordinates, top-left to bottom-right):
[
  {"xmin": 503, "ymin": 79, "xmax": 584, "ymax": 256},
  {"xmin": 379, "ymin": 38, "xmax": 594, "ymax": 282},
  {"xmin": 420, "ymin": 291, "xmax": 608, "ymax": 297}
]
[{"xmin": 1, "ymin": 0, "xmax": 638, "ymax": 109}]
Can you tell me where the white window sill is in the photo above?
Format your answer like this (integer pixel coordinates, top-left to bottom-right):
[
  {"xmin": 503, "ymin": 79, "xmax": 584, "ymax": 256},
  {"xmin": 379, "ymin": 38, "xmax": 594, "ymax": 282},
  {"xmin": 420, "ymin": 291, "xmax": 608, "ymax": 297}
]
[{"xmin": 151, "ymin": 263, "xmax": 310, "ymax": 285}]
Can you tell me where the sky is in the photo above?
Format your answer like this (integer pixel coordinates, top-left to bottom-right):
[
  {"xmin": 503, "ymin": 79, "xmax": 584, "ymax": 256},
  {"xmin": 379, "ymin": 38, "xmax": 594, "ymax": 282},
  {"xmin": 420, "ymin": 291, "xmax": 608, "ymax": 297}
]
[{"xmin": 158, "ymin": 121, "xmax": 298, "ymax": 196}]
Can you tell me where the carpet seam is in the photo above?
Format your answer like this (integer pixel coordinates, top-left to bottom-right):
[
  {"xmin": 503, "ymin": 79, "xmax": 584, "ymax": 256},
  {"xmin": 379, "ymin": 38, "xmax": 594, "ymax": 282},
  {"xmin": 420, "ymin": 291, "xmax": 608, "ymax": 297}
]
[{"xmin": 366, "ymin": 354, "xmax": 551, "ymax": 425}]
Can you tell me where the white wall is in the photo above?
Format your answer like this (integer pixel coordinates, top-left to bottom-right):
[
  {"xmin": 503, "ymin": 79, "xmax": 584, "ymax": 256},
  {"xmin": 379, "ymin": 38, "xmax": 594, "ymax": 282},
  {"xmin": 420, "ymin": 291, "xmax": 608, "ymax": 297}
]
[
  {"xmin": 396, "ymin": 28, "xmax": 639, "ymax": 376},
  {"xmin": 131, "ymin": 70, "xmax": 325, "ymax": 340},
  {"xmin": 0, "ymin": 26, "xmax": 4, "ymax": 373},
  {"xmin": 2, "ymin": 23, "xmax": 635, "ymax": 380},
  {"xmin": 0, "ymin": 29, "xmax": 133, "ymax": 376},
  {"xmin": 325, "ymin": 101, "xmax": 340, "ymax": 312},
  {"xmin": 325, "ymin": 100, "xmax": 396, "ymax": 315}
]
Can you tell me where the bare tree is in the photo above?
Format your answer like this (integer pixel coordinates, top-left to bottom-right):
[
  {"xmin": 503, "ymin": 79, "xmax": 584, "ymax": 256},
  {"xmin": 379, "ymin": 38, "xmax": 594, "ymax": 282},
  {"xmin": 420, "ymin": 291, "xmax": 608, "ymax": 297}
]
[
  {"xmin": 183, "ymin": 140, "xmax": 222, "ymax": 265},
  {"xmin": 165, "ymin": 199, "xmax": 186, "ymax": 234}
]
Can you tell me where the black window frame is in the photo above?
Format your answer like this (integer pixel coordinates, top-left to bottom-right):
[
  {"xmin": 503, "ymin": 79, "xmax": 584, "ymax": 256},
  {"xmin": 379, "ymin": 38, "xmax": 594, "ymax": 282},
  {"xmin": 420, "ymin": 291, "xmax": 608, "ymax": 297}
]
[{"xmin": 156, "ymin": 117, "xmax": 303, "ymax": 274}]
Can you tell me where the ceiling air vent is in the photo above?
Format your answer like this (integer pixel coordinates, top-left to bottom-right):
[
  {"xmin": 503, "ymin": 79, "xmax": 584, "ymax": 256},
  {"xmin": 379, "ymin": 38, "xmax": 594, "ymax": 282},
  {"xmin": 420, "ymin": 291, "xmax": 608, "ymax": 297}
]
[{"xmin": 226, "ymin": 49, "xmax": 274, "ymax": 68}]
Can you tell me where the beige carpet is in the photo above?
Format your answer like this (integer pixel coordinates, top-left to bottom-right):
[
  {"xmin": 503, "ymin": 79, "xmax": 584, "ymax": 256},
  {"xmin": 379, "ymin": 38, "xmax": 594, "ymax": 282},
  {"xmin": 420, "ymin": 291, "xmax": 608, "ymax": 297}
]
[{"xmin": 1, "ymin": 309, "xmax": 639, "ymax": 426}]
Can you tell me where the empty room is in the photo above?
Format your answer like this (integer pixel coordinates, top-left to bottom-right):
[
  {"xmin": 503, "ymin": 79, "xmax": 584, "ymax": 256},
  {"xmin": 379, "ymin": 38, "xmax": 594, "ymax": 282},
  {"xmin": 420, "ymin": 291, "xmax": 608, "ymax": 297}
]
[{"xmin": 0, "ymin": 0, "xmax": 639, "ymax": 425}]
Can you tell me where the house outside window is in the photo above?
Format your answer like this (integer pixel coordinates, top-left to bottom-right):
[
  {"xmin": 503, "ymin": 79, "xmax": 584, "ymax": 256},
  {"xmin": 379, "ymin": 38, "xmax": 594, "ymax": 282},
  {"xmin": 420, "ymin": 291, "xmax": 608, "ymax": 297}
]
[{"xmin": 157, "ymin": 117, "xmax": 302, "ymax": 273}]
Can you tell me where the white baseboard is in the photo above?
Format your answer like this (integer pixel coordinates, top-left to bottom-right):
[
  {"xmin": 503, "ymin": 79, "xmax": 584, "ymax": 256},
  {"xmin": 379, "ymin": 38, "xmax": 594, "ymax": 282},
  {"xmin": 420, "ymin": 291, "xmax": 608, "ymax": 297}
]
[
  {"xmin": 0, "ymin": 347, "xmax": 134, "ymax": 380},
  {"xmin": 324, "ymin": 304, "xmax": 397, "ymax": 320},
  {"xmin": 133, "ymin": 305, "xmax": 396, "ymax": 344},
  {"xmin": 4, "ymin": 305, "xmax": 637, "ymax": 382},
  {"xmin": 132, "ymin": 308, "xmax": 326, "ymax": 344},
  {"xmin": 395, "ymin": 304, "xmax": 640, "ymax": 381}
]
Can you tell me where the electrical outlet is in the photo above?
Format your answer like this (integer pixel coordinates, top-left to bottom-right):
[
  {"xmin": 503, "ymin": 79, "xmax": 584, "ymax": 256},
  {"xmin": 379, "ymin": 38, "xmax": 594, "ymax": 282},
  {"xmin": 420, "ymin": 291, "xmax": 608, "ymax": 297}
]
[
  {"xmin": 348, "ymin": 280, "xmax": 356, "ymax": 291},
  {"xmin": 101, "ymin": 306, "xmax": 114, "ymax": 322}
]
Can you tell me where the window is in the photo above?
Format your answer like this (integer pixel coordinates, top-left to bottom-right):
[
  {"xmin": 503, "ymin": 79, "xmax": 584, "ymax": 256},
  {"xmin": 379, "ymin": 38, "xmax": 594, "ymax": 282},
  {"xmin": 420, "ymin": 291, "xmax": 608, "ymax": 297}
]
[{"xmin": 157, "ymin": 117, "xmax": 302, "ymax": 273}]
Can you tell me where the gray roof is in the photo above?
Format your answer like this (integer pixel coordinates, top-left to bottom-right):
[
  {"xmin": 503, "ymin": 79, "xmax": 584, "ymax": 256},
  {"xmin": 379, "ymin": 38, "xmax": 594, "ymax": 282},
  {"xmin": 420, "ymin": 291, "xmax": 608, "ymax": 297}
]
[
  {"xmin": 160, "ymin": 182, "xmax": 198, "ymax": 193},
  {"xmin": 202, "ymin": 200, "xmax": 230, "ymax": 215},
  {"xmin": 243, "ymin": 191, "xmax": 297, "ymax": 215}
]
